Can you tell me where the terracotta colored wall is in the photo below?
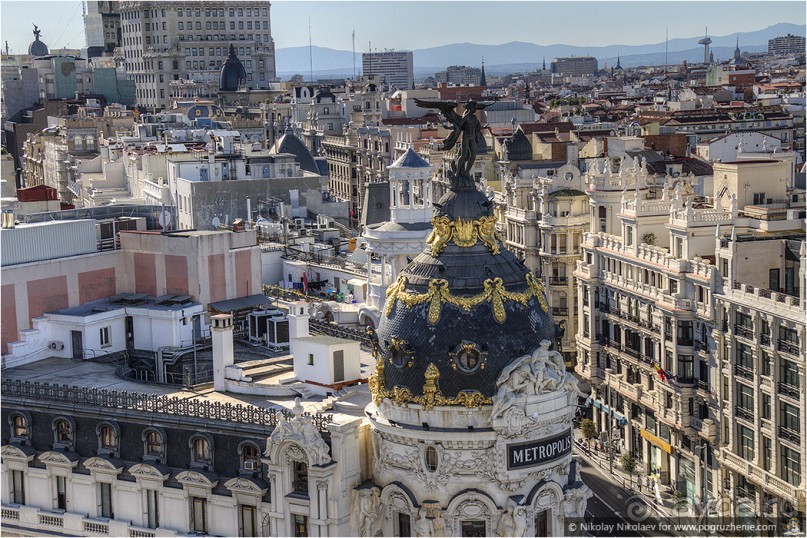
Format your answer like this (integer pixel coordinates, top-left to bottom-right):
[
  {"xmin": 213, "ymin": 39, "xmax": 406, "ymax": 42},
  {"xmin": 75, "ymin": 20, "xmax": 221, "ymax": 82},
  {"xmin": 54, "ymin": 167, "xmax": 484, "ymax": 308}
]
[
  {"xmin": 234, "ymin": 250, "xmax": 252, "ymax": 297},
  {"xmin": 208, "ymin": 253, "xmax": 226, "ymax": 302},
  {"xmin": 2, "ymin": 284, "xmax": 18, "ymax": 353},
  {"xmin": 164, "ymin": 255, "xmax": 190, "ymax": 296},
  {"xmin": 134, "ymin": 252, "xmax": 157, "ymax": 296},
  {"xmin": 27, "ymin": 276, "xmax": 69, "ymax": 323},
  {"xmin": 78, "ymin": 268, "xmax": 116, "ymax": 304}
]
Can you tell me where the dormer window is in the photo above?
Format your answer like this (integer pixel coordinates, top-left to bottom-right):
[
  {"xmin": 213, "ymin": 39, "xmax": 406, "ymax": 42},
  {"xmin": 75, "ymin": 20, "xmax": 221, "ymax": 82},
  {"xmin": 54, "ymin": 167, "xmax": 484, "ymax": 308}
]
[
  {"xmin": 53, "ymin": 418, "xmax": 75, "ymax": 448},
  {"xmin": 10, "ymin": 413, "xmax": 29, "ymax": 440},
  {"xmin": 239, "ymin": 442, "xmax": 260, "ymax": 472},
  {"xmin": 96, "ymin": 421, "xmax": 120, "ymax": 456},
  {"xmin": 142, "ymin": 428, "xmax": 165, "ymax": 463},
  {"xmin": 190, "ymin": 434, "xmax": 214, "ymax": 469}
]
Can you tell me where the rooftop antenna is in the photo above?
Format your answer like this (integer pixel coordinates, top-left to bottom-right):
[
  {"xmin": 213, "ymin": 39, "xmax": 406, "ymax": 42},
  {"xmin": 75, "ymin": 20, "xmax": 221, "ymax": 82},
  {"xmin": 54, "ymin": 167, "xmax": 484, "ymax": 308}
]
[
  {"xmin": 4, "ymin": 41, "xmax": 8, "ymax": 55},
  {"xmin": 308, "ymin": 18, "xmax": 313, "ymax": 83},
  {"xmin": 665, "ymin": 25, "xmax": 668, "ymax": 74},
  {"xmin": 352, "ymin": 29, "xmax": 356, "ymax": 79}
]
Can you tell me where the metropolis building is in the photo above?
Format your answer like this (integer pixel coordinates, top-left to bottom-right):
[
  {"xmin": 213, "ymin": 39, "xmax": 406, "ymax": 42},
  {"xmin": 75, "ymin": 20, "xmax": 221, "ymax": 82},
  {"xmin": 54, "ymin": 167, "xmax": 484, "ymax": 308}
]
[{"xmin": 1, "ymin": 136, "xmax": 589, "ymax": 535}]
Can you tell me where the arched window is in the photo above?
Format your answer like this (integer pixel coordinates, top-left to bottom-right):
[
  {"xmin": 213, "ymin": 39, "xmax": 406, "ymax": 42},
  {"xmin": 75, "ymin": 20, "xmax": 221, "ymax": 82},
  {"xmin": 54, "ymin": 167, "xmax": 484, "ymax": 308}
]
[
  {"xmin": 53, "ymin": 417, "xmax": 75, "ymax": 448},
  {"xmin": 73, "ymin": 135, "xmax": 84, "ymax": 150},
  {"xmin": 424, "ymin": 446, "xmax": 438, "ymax": 472},
  {"xmin": 239, "ymin": 441, "xmax": 260, "ymax": 472},
  {"xmin": 141, "ymin": 427, "xmax": 165, "ymax": 460},
  {"xmin": 99, "ymin": 425, "xmax": 116, "ymax": 448},
  {"xmin": 190, "ymin": 434, "xmax": 214, "ymax": 468},
  {"xmin": 85, "ymin": 134, "xmax": 96, "ymax": 150},
  {"xmin": 9, "ymin": 412, "xmax": 30, "ymax": 439}
]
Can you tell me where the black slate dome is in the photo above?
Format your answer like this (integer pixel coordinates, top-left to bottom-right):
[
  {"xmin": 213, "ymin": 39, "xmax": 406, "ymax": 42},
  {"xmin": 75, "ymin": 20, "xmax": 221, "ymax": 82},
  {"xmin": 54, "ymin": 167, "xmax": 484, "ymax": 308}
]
[
  {"xmin": 28, "ymin": 30, "xmax": 49, "ymax": 56},
  {"xmin": 271, "ymin": 126, "xmax": 319, "ymax": 174},
  {"xmin": 219, "ymin": 45, "xmax": 247, "ymax": 91},
  {"xmin": 373, "ymin": 187, "xmax": 556, "ymax": 406}
]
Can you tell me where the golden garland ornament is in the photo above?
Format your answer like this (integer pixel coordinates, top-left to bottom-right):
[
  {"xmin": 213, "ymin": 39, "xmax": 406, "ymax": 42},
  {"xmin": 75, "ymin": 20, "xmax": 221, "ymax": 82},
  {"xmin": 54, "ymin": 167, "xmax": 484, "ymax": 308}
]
[{"xmin": 384, "ymin": 272, "xmax": 548, "ymax": 324}]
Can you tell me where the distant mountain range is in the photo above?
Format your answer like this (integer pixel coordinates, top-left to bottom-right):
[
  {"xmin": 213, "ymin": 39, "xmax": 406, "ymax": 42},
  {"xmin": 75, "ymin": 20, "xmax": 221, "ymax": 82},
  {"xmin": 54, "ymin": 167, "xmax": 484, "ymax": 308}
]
[{"xmin": 275, "ymin": 22, "xmax": 805, "ymax": 78}]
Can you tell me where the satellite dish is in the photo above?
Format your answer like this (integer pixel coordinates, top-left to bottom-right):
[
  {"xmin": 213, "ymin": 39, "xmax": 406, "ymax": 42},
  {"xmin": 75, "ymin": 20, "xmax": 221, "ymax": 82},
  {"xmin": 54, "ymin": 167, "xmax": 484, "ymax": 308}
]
[
  {"xmin": 212, "ymin": 216, "xmax": 221, "ymax": 228},
  {"xmin": 159, "ymin": 210, "xmax": 172, "ymax": 229}
]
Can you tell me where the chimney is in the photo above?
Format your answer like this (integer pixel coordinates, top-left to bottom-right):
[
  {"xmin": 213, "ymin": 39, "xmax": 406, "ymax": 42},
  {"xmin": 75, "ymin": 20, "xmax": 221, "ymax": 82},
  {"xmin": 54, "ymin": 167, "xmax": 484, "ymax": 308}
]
[
  {"xmin": 287, "ymin": 301, "xmax": 310, "ymax": 360},
  {"xmin": 211, "ymin": 313, "xmax": 234, "ymax": 392},
  {"xmin": 288, "ymin": 302, "xmax": 310, "ymax": 339}
]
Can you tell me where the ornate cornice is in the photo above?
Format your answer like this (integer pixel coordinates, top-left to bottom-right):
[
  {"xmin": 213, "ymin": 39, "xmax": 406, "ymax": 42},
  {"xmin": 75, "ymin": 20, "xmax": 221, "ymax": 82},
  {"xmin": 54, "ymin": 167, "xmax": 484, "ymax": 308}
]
[{"xmin": 384, "ymin": 272, "xmax": 548, "ymax": 324}]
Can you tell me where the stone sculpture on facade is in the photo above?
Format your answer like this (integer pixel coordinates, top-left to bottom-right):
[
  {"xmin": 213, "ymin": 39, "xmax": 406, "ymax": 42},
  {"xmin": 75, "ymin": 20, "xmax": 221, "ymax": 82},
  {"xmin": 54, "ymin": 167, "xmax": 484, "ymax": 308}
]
[
  {"xmin": 265, "ymin": 398, "xmax": 331, "ymax": 466},
  {"xmin": 491, "ymin": 340, "xmax": 585, "ymax": 419},
  {"xmin": 355, "ymin": 486, "xmax": 382, "ymax": 537}
]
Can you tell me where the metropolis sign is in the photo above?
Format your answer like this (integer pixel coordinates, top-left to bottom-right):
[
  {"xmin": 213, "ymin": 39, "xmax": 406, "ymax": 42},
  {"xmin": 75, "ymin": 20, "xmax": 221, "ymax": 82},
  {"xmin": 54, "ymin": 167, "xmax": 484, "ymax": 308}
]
[{"xmin": 507, "ymin": 430, "xmax": 572, "ymax": 469}]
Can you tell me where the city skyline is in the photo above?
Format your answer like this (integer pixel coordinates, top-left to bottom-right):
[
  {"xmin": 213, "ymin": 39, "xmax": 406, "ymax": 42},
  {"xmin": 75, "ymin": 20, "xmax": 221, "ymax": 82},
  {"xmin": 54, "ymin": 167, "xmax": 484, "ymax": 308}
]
[{"xmin": 1, "ymin": 0, "xmax": 804, "ymax": 55}]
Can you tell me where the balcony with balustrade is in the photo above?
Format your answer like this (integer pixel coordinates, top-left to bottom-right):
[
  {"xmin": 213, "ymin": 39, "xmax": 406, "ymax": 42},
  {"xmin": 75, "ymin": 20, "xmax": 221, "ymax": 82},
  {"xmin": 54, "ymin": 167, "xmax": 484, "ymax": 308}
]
[{"xmin": 0, "ymin": 505, "xmax": 167, "ymax": 537}]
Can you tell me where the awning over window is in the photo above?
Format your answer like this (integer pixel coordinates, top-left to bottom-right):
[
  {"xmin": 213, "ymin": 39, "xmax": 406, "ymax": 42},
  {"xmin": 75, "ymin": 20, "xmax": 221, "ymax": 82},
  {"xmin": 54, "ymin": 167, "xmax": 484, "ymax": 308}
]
[{"xmin": 591, "ymin": 400, "xmax": 628, "ymax": 425}]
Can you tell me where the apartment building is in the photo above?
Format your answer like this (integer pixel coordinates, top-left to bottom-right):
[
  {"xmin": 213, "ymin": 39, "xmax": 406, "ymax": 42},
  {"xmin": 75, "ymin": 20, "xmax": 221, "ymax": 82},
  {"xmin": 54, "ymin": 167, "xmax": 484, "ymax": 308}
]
[
  {"xmin": 362, "ymin": 51, "xmax": 414, "ymax": 90},
  {"xmin": 574, "ymin": 157, "xmax": 805, "ymax": 527},
  {"xmin": 84, "ymin": 1, "xmax": 122, "ymax": 58},
  {"xmin": 551, "ymin": 56, "xmax": 599, "ymax": 77},
  {"xmin": 768, "ymin": 34, "xmax": 806, "ymax": 55},
  {"xmin": 118, "ymin": 1, "xmax": 277, "ymax": 110},
  {"xmin": 494, "ymin": 158, "xmax": 589, "ymax": 363}
]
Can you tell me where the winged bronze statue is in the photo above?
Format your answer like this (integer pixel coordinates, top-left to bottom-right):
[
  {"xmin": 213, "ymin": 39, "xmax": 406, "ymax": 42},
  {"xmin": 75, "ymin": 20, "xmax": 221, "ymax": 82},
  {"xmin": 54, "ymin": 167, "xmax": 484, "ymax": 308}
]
[{"xmin": 414, "ymin": 98, "xmax": 494, "ymax": 189}]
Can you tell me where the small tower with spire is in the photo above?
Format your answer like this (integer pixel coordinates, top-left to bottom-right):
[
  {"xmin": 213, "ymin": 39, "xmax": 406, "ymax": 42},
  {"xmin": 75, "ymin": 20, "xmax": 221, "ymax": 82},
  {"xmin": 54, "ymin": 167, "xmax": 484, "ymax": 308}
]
[
  {"xmin": 479, "ymin": 57, "xmax": 487, "ymax": 88},
  {"xmin": 615, "ymin": 53, "xmax": 622, "ymax": 70}
]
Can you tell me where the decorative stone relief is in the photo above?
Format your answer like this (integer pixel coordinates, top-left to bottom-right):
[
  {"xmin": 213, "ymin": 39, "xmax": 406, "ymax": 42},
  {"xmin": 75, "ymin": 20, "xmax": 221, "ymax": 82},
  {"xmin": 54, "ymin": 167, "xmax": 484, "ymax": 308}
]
[
  {"xmin": 491, "ymin": 340, "xmax": 587, "ymax": 422},
  {"xmin": 265, "ymin": 398, "xmax": 331, "ymax": 466},
  {"xmin": 354, "ymin": 486, "xmax": 382, "ymax": 537}
]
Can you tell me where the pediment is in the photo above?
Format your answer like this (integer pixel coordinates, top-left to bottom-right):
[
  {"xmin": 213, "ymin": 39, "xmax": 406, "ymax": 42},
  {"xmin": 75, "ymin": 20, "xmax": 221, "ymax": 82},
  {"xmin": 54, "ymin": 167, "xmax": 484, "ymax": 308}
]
[
  {"xmin": 0, "ymin": 444, "xmax": 36, "ymax": 461},
  {"xmin": 176, "ymin": 469, "xmax": 219, "ymax": 488},
  {"xmin": 38, "ymin": 450, "xmax": 80, "ymax": 467},
  {"xmin": 224, "ymin": 476, "xmax": 269, "ymax": 495},
  {"xmin": 84, "ymin": 456, "xmax": 124, "ymax": 474},
  {"xmin": 129, "ymin": 462, "xmax": 171, "ymax": 481}
]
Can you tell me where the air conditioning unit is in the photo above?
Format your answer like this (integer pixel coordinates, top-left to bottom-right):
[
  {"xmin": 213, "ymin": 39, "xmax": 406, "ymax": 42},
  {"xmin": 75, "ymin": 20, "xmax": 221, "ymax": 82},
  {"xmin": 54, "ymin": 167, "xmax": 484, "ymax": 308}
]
[
  {"xmin": 49, "ymin": 341, "xmax": 65, "ymax": 351},
  {"xmin": 244, "ymin": 460, "xmax": 257, "ymax": 471}
]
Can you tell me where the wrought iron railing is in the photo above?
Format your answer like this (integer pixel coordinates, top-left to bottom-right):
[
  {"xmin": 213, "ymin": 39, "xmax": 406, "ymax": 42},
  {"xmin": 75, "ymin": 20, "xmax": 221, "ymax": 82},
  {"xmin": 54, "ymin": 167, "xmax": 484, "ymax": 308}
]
[
  {"xmin": 1, "ymin": 379, "xmax": 333, "ymax": 432},
  {"xmin": 778, "ymin": 426, "xmax": 800, "ymax": 445},
  {"xmin": 734, "ymin": 406, "xmax": 754, "ymax": 422},
  {"xmin": 777, "ymin": 382, "xmax": 800, "ymax": 400},
  {"xmin": 734, "ymin": 364, "xmax": 753, "ymax": 380}
]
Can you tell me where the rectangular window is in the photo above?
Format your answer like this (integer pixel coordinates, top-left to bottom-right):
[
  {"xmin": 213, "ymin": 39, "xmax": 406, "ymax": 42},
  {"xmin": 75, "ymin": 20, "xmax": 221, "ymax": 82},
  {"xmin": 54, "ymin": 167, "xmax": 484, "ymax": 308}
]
[
  {"xmin": 308, "ymin": 353, "xmax": 314, "ymax": 366},
  {"xmin": 11, "ymin": 470, "xmax": 24, "ymax": 504},
  {"xmin": 763, "ymin": 437, "xmax": 772, "ymax": 471},
  {"xmin": 781, "ymin": 360, "xmax": 800, "ymax": 388},
  {"xmin": 99, "ymin": 483, "xmax": 113, "ymax": 518},
  {"xmin": 396, "ymin": 512, "xmax": 412, "ymax": 537},
  {"xmin": 294, "ymin": 514, "xmax": 308, "ymax": 537},
  {"xmin": 782, "ymin": 446, "xmax": 801, "ymax": 486},
  {"xmin": 781, "ymin": 402, "xmax": 800, "ymax": 433},
  {"xmin": 56, "ymin": 475, "xmax": 67, "ymax": 510},
  {"xmin": 240, "ymin": 505, "xmax": 256, "ymax": 537},
  {"xmin": 762, "ymin": 393, "xmax": 771, "ymax": 420},
  {"xmin": 738, "ymin": 425, "xmax": 754, "ymax": 460},
  {"xmin": 737, "ymin": 383, "xmax": 754, "ymax": 412},
  {"xmin": 293, "ymin": 461, "xmax": 308, "ymax": 494},
  {"xmin": 100, "ymin": 326, "xmax": 111, "ymax": 347},
  {"xmin": 146, "ymin": 489, "xmax": 159, "ymax": 529},
  {"xmin": 461, "ymin": 521, "xmax": 486, "ymax": 537},
  {"xmin": 736, "ymin": 343, "xmax": 753, "ymax": 369},
  {"xmin": 192, "ymin": 497, "xmax": 207, "ymax": 533}
]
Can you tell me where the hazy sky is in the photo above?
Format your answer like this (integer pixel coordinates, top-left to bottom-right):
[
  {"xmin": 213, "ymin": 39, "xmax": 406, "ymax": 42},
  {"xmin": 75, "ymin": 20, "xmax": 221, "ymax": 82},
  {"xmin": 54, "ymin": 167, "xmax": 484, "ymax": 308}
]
[{"xmin": 0, "ymin": 0, "xmax": 804, "ymax": 54}]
